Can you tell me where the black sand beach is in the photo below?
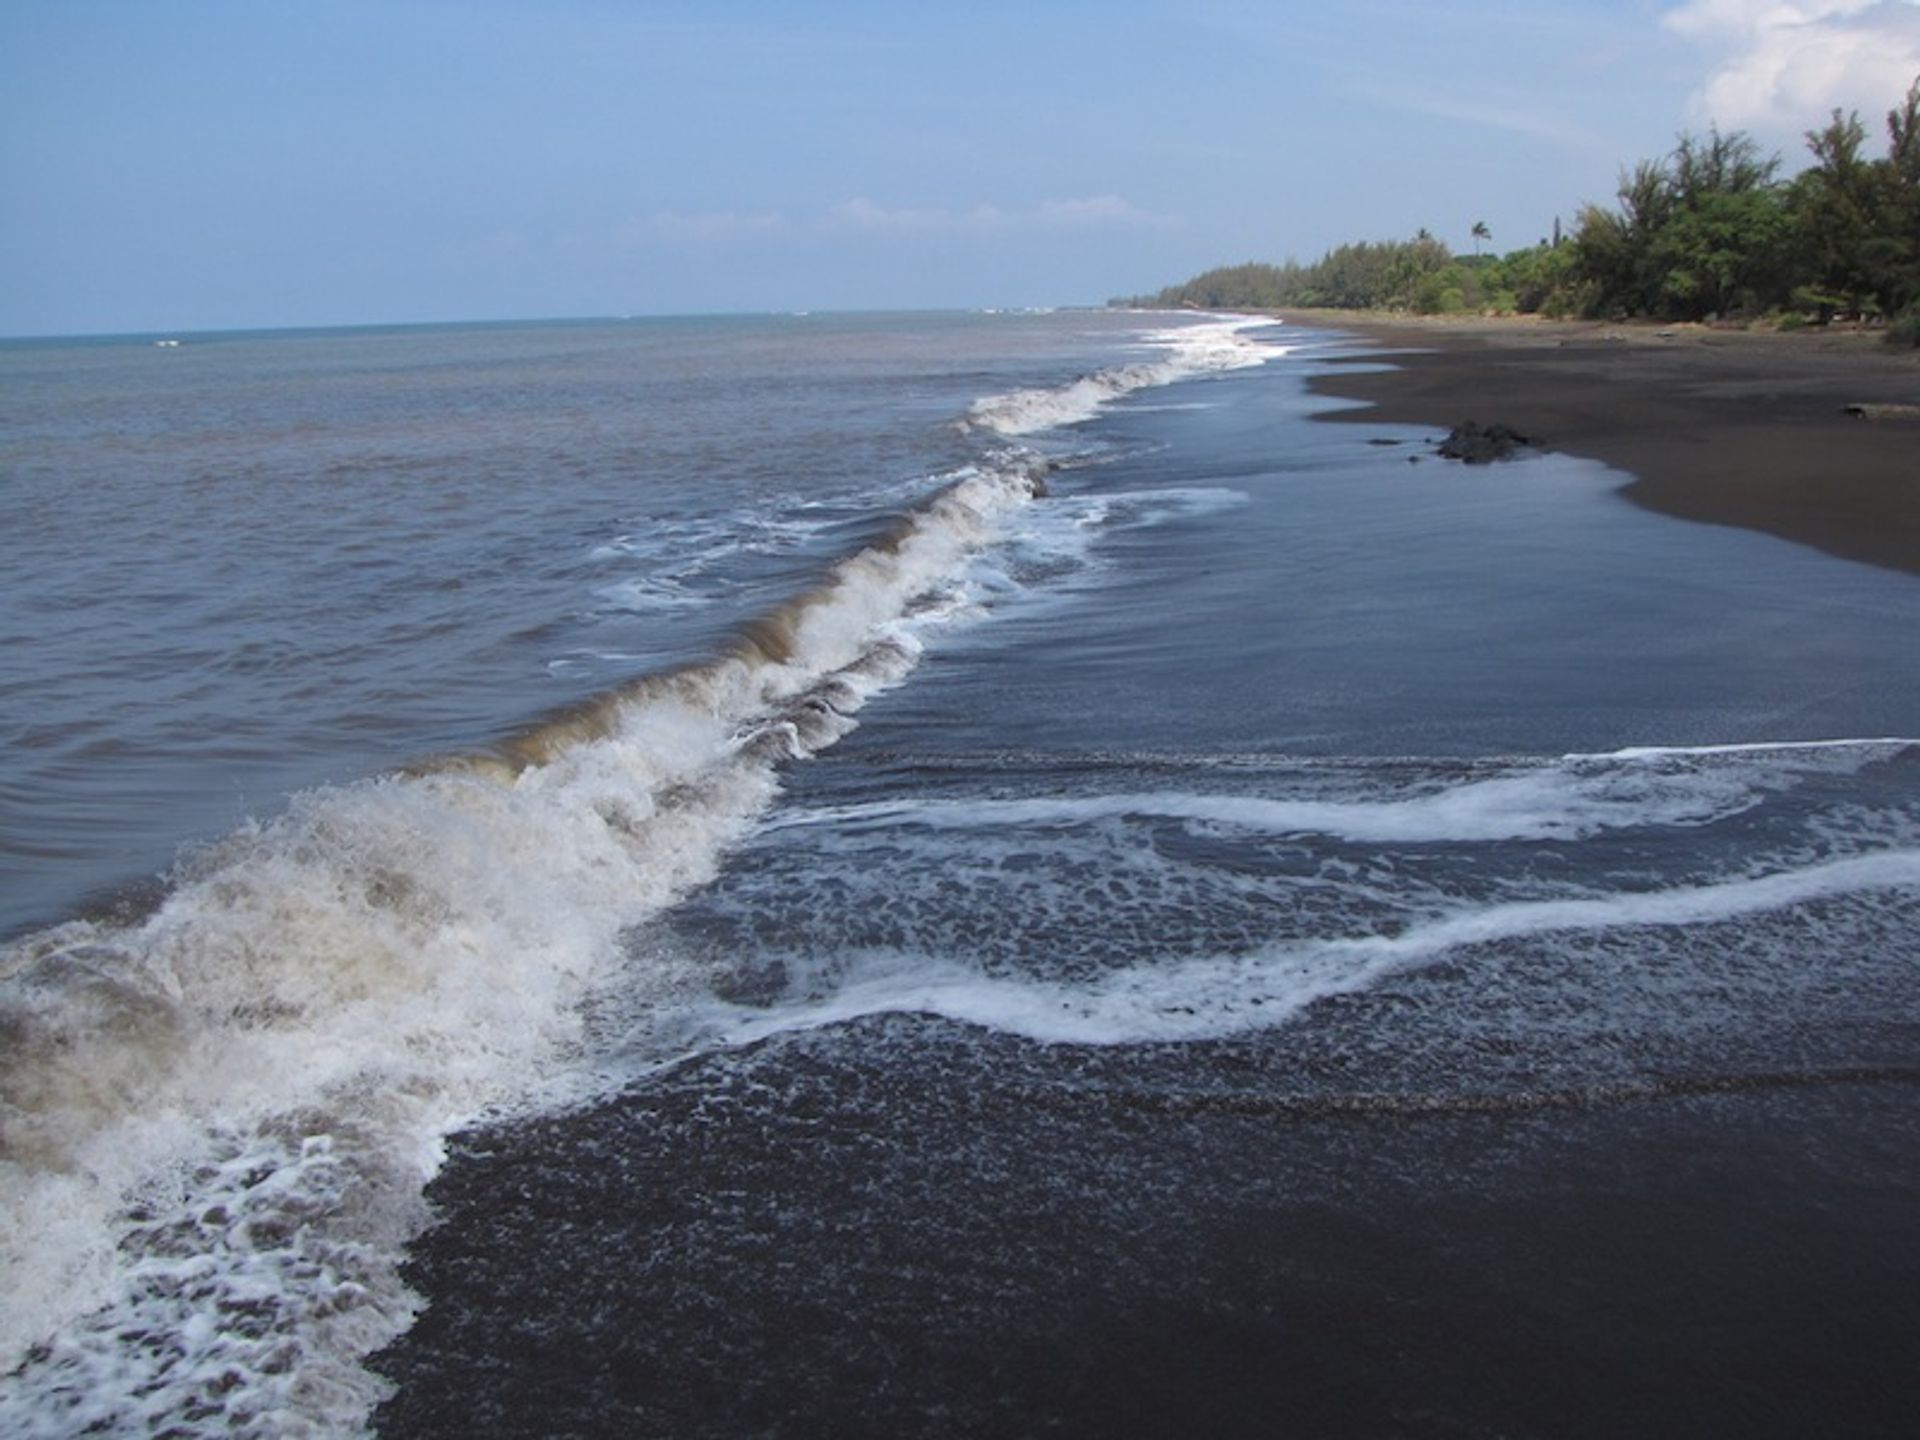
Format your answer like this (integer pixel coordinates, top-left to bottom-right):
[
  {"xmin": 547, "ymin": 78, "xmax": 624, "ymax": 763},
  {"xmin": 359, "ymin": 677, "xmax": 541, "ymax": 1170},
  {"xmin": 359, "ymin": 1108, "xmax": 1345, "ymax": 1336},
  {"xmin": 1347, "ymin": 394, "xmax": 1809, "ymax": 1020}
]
[
  {"xmin": 365, "ymin": 320, "xmax": 1920, "ymax": 1440},
  {"xmin": 372, "ymin": 1021, "xmax": 1920, "ymax": 1440},
  {"xmin": 1292, "ymin": 312, "xmax": 1920, "ymax": 577}
]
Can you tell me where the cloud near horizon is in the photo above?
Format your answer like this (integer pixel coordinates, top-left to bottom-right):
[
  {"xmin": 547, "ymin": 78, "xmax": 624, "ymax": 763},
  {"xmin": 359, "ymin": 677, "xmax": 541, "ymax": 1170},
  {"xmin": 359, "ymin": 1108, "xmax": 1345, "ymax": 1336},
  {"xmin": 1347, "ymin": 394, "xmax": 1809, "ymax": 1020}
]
[
  {"xmin": 1664, "ymin": 0, "xmax": 1920, "ymax": 137},
  {"xmin": 618, "ymin": 210, "xmax": 789, "ymax": 244},
  {"xmin": 618, "ymin": 195, "xmax": 1181, "ymax": 247},
  {"xmin": 828, "ymin": 194, "xmax": 1183, "ymax": 235}
]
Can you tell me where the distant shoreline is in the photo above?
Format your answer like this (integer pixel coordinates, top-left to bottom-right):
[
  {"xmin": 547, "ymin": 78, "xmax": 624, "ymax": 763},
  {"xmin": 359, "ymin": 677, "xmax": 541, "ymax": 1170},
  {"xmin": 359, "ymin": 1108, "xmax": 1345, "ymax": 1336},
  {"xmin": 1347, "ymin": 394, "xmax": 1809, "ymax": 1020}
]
[{"xmin": 1258, "ymin": 308, "xmax": 1920, "ymax": 577}]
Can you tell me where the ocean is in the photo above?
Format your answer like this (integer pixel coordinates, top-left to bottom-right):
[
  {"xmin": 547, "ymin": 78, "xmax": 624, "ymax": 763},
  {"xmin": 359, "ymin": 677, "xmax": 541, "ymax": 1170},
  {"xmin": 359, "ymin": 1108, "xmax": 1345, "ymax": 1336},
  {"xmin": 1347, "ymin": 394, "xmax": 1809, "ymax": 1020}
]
[{"xmin": 1, "ymin": 310, "xmax": 1916, "ymax": 1437}]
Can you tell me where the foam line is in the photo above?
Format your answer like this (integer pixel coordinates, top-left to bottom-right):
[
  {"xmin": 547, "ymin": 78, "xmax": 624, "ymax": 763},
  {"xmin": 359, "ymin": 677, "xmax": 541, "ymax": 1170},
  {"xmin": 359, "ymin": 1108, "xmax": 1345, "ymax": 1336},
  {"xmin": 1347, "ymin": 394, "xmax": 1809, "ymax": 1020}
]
[
  {"xmin": 1593, "ymin": 737, "xmax": 1918, "ymax": 760},
  {"xmin": 767, "ymin": 741, "xmax": 1914, "ymax": 846},
  {"xmin": 700, "ymin": 849, "xmax": 1920, "ymax": 1050},
  {"xmin": 966, "ymin": 317, "xmax": 1285, "ymax": 436},
  {"xmin": 765, "ymin": 768, "xmax": 1764, "ymax": 844}
]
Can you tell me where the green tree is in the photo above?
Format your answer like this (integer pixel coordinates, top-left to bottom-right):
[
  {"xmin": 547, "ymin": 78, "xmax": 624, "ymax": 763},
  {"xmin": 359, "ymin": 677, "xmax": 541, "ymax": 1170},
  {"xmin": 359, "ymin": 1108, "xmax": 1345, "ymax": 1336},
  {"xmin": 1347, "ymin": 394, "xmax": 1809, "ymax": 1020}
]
[
  {"xmin": 1791, "ymin": 108, "xmax": 1880, "ymax": 316},
  {"xmin": 1651, "ymin": 186, "xmax": 1792, "ymax": 318},
  {"xmin": 1670, "ymin": 128, "xmax": 1776, "ymax": 203},
  {"xmin": 1485, "ymin": 241, "xmax": 1574, "ymax": 313},
  {"xmin": 1875, "ymin": 77, "xmax": 1920, "ymax": 318},
  {"xmin": 1567, "ymin": 129, "xmax": 1788, "ymax": 318},
  {"xmin": 1566, "ymin": 198, "xmax": 1638, "ymax": 316}
]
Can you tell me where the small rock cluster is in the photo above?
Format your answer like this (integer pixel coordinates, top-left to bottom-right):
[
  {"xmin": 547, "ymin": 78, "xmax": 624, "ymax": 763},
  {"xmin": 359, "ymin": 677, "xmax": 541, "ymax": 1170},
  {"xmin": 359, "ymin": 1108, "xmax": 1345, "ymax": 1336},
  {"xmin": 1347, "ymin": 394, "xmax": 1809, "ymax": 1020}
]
[{"xmin": 1436, "ymin": 420, "xmax": 1535, "ymax": 464}]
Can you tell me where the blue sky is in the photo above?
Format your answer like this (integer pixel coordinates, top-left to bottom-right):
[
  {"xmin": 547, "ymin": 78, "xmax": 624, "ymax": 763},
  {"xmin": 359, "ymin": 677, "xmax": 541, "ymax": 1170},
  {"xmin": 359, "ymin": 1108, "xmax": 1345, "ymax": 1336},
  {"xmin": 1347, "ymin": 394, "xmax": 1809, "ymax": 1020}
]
[{"xmin": 4, "ymin": 0, "xmax": 1919, "ymax": 335}]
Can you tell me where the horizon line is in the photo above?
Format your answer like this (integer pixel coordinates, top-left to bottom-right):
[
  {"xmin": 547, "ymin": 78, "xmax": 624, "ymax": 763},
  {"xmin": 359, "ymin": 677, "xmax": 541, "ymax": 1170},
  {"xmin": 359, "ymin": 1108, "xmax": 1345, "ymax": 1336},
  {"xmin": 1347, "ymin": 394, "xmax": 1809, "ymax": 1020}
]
[{"xmin": 0, "ymin": 303, "xmax": 1119, "ymax": 346}]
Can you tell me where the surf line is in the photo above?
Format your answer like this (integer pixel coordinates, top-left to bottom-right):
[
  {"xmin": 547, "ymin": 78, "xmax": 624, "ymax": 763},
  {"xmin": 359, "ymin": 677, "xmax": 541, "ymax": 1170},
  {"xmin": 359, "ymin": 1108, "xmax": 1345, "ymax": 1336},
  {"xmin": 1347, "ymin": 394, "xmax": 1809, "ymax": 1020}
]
[
  {"xmin": 692, "ymin": 849, "xmax": 1920, "ymax": 1052},
  {"xmin": 429, "ymin": 458, "xmax": 1053, "ymax": 783}
]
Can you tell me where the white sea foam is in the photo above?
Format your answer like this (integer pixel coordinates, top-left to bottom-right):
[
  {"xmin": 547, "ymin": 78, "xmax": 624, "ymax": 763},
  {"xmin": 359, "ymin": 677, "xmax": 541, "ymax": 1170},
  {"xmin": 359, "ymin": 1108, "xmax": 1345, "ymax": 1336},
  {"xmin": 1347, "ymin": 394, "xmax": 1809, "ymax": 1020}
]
[
  {"xmin": 938, "ymin": 483, "xmax": 1252, "ymax": 622},
  {"xmin": 766, "ymin": 743, "xmax": 1901, "ymax": 845},
  {"xmin": 0, "ymin": 460, "xmax": 1048, "ymax": 1435},
  {"xmin": 1597, "ymin": 737, "xmax": 1919, "ymax": 760},
  {"xmin": 966, "ymin": 316, "xmax": 1285, "ymax": 436},
  {"xmin": 697, "ymin": 848, "xmax": 1920, "ymax": 1050},
  {"xmin": 0, "ymin": 316, "xmax": 1305, "ymax": 1423},
  {"xmin": 585, "ymin": 507, "xmax": 836, "ymax": 616}
]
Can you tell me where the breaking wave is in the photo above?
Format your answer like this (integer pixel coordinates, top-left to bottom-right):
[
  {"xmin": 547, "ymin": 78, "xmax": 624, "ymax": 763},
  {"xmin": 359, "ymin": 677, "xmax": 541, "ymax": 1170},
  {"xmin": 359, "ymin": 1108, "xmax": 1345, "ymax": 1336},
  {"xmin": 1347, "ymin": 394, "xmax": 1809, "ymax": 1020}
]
[
  {"xmin": 0, "ymin": 461, "xmax": 1046, "ymax": 1433},
  {"xmin": 965, "ymin": 316, "xmax": 1284, "ymax": 436},
  {"xmin": 0, "ymin": 315, "xmax": 1276, "ymax": 1435}
]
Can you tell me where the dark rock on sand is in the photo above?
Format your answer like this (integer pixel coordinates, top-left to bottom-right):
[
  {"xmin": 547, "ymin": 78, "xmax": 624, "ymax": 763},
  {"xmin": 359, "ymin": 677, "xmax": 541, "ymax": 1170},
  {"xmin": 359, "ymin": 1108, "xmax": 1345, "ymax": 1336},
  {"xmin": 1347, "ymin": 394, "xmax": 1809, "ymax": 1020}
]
[{"xmin": 1437, "ymin": 420, "xmax": 1535, "ymax": 464}]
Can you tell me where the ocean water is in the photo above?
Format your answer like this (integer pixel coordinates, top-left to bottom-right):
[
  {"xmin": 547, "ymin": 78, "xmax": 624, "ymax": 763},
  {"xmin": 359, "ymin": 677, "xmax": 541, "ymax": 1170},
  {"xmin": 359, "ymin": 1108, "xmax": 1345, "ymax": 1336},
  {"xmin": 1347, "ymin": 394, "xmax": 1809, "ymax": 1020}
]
[{"xmin": 2, "ymin": 311, "xmax": 1917, "ymax": 1437}]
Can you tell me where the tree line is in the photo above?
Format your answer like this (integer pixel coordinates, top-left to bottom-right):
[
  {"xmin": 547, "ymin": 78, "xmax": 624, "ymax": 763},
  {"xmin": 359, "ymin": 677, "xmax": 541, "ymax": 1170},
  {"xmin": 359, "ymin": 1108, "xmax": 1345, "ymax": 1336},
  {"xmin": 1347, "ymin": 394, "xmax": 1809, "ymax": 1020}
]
[{"xmin": 1123, "ymin": 76, "xmax": 1920, "ymax": 345}]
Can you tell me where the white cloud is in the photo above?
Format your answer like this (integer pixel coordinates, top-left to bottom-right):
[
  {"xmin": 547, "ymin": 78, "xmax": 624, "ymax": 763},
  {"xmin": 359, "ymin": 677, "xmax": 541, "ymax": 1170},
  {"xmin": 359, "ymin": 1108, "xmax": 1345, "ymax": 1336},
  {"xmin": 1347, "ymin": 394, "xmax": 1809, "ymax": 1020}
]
[
  {"xmin": 1031, "ymin": 195, "xmax": 1183, "ymax": 229},
  {"xmin": 827, "ymin": 198, "xmax": 1010, "ymax": 233},
  {"xmin": 618, "ymin": 209, "xmax": 789, "ymax": 244},
  {"xmin": 1664, "ymin": 0, "xmax": 1920, "ymax": 135},
  {"xmin": 826, "ymin": 194, "xmax": 1180, "ymax": 235},
  {"xmin": 614, "ymin": 196, "xmax": 1182, "ymax": 252}
]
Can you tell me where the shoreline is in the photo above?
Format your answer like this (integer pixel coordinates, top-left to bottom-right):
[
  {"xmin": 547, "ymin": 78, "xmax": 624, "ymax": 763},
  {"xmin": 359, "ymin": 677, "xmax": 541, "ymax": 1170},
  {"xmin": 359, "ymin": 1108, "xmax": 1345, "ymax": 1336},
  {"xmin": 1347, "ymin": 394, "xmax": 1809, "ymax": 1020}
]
[{"xmin": 1269, "ymin": 309, "xmax": 1920, "ymax": 577}]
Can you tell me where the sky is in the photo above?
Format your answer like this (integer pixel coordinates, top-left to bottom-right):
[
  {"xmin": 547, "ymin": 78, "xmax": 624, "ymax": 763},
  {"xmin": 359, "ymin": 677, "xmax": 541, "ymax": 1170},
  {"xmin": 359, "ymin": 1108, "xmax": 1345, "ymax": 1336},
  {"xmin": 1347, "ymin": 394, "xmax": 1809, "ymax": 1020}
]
[{"xmin": 3, "ymin": 0, "xmax": 1919, "ymax": 336}]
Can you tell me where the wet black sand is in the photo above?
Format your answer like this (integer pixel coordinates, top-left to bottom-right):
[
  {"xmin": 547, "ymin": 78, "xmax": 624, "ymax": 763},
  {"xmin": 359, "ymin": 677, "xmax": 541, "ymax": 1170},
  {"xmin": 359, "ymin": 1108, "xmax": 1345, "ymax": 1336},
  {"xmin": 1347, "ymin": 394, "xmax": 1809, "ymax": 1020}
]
[
  {"xmin": 1291, "ymin": 312, "xmax": 1920, "ymax": 578},
  {"xmin": 372, "ymin": 945, "xmax": 1920, "ymax": 1439}
]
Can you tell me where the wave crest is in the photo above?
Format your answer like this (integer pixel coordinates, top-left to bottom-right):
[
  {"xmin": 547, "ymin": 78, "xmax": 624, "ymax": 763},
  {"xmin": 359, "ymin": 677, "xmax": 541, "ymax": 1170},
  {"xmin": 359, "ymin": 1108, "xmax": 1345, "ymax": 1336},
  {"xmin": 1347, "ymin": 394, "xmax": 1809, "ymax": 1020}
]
[{"xmin": 965, "ymin": 316, "xmax": 1284, "ymax": 436}]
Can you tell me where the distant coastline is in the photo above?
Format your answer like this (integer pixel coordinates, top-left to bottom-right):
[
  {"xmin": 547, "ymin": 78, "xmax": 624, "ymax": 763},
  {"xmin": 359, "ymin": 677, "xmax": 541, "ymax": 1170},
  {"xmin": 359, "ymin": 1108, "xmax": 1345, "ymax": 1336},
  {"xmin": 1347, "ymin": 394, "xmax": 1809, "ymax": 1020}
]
[{"xmin": 1265, "ymin": 307, "xmax": 1920, "ymax": 577}]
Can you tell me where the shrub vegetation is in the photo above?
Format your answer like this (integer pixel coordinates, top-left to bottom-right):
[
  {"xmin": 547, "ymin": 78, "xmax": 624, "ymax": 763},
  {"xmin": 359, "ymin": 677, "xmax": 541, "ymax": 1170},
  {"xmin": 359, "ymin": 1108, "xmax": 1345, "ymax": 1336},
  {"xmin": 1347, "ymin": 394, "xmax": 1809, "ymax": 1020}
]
[{"xmin": 1122, "ymin": 76, "xmax": 1920, "ymax": 343}]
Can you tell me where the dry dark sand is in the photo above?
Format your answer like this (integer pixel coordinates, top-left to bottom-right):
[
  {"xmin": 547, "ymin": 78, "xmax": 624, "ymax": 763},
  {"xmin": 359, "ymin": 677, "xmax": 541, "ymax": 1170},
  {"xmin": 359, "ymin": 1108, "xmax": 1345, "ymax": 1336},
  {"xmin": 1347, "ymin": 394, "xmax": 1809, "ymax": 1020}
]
[{"xmin": 1287, "ymin": 311, "xmax": 1920, "ymax": 576}]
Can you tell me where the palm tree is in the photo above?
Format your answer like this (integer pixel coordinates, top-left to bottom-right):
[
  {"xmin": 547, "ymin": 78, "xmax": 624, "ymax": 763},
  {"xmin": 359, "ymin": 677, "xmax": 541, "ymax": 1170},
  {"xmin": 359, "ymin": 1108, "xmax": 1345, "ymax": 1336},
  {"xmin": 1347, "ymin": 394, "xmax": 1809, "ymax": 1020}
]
[{"xmin": 1471, "ymin": 220, "xmax": 1491, "ymax": 256}]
